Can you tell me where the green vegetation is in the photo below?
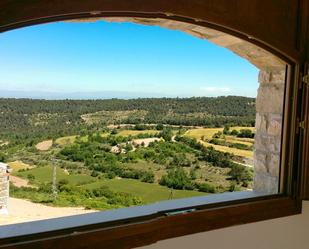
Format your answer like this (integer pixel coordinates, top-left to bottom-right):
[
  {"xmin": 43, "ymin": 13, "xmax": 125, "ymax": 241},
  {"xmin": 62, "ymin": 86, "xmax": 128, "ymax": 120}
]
[
  {"xmin": 0, "ymin": 96, "xmax": 255, "ymax": 211},
  {"xmin": 83, "ymin": 179, "xmax": 204, "ymax": 203},
  {"xmin": 0, "ymin": 96, "xmax": 255, "ymax": 142}
]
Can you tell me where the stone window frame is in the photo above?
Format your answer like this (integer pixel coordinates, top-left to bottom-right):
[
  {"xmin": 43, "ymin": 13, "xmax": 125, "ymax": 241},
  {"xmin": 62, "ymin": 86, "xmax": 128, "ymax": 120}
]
[{"xmin": 0, "ymin": 11, "xmax": 306, "ymax": 249}]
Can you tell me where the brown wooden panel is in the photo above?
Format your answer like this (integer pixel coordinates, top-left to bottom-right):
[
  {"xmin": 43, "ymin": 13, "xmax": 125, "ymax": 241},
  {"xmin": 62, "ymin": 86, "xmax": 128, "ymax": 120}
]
[
  {"xmin": 0, "ymin": 1, "xmax": 307, "ymax": 248},
  {"xmin": 301, "ymin": 63, "xmax": 309, "ymax": 200},
  {"xmin": 0, "ymin": 0, "xmax": 302, "ymax": 62},
  {"xmin": 299, "ymin": 0, "xmax": 309, "ymax": 200},
  {"xmin": 0, "ymin": 197, "xmax": 301, "ymax": 249}
]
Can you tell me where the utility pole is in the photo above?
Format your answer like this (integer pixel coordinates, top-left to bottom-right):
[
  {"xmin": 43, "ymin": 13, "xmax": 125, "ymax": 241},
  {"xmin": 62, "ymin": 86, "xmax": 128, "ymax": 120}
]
[
  {"xmin": 51, "ymin": 160, "xmax": 57, "ymax": 199},
  {"xmin": 168, "ymin": 188, "xmax": 174, "ymax": 200}
]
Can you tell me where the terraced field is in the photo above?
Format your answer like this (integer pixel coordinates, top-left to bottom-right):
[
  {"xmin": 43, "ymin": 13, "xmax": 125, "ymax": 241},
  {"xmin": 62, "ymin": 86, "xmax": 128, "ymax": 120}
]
[
  {"xmin": 116, "ymin": 130, "xmax": 158, "ymax": 137},
  {"xmin": 184, "ymin": 127, "xmax": 256, "ymax": 159},
  {"xmin": 200, "ymin": 140, "xmax": 254, "ymax": 158},
  {"xmin": 8, "ymin": 161, "xmax": 34, "ymax": 171}
]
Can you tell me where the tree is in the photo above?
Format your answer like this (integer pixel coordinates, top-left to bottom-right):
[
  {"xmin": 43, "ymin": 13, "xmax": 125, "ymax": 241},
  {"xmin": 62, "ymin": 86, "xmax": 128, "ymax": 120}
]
[
  {"xmin": 230, "ymin": 129, "xmax": 239, "ymax": 136},
  {"xmin": 111, "ymin": 129, "xmax": 118, "ymax": 135},
  {"xmin": 196, "ymin": 183, "xmax": 217, "ymax": 193},
  {"xmin": 0, "ymin": 152, "xmax": 7, "ymax": 162},
  {"xmin": 223, "ymin": 125, "xmax": 230, "ymax": 135},
  {"xmin": 229, "ymin": 163, "xmax": 253, "ymax": 186},
  {"xmin": 237, "ymin": 129, "xmax": 254, "ymax": 138},
  {"xmin": 27, "ymin": 174, "xmax": 35, "ymax": 182},
  {"xmin": 159, "ymin": 168, "xmax": 194, "ymax": 190},
  {"xmin": 190, "ymin": 168, "xmax": 197, "ymax": 180},
  {"xmin": 124, "ymin": 143, "xmax": 134, "ymax": 152},
  {"xmin": 159, "ymin": 128, "xmax": 173, "ymax": 142},
  {"xmin": 212, "ymin": 131, "xmax": 223, "ymax": 139},
  {"xmin": 156, "ymin": 124, "xmax": 164, "ymax": 130}
]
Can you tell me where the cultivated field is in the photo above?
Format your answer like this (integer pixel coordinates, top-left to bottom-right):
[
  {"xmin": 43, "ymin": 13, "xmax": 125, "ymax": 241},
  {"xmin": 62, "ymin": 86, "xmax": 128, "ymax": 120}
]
[
  {"xmin": 8, "ymin": 161, "xmax": 34, "ymax": 171},
  {"xmin": 185, "ymin": 127, "xmax": 255, "ymax": 158},
  {"xmin": 35, "ymin": 140, "xmax": 53, "ymax": 151},
  {"xmin": 116, "ymin": 130, "xmax": 158, "ymax": 137},
  {"xmin": 15, "ymin": 166, "xmax": 95, "ymax": 185}
]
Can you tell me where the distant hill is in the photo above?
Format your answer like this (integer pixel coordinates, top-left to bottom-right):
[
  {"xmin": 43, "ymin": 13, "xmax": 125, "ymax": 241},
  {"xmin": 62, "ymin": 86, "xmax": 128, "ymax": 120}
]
[{"xmin": 0, "ymin": 96, "xmax": 255, "ymax": 140}]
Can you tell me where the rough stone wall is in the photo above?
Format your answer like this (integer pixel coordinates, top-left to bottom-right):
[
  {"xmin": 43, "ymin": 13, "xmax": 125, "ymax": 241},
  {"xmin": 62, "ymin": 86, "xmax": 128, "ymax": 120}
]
[
  {"xmin": 0, "ymin": 163, "xmax": 9, "ymax": 214},
  {"xmin": 254, "ymin": 70, "xmax": 285, "ymax": 193},
  {"xmin": 73, "ymin": 17, "xmax": 286, "ymax": 194}
]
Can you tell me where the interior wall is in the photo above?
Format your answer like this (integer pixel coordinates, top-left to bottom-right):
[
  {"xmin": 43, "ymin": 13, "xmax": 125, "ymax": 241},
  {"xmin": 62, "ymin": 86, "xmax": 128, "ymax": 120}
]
[{"xmin": 138, "ymin": 201, "xmax": 309, "ymax": 249}]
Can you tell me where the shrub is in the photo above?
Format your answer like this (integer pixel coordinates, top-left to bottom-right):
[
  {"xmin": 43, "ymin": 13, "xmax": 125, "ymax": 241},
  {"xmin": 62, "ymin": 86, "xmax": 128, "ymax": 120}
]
[
  {"xmin": 229, "ymin": 163, "xmax": 253, "ymax": 185},
  {"xmin": 140, "ymin": 171, "xmax": 155, "ymax": 183},
  {"xmin": 223, "ymin": 125, "xmax": 230, "ymax": 135},
  {"xmin": 156, "ymin": 124, "xmax": 164, "ymax": 130},
  {"xmin": 159, "ymin": 168, "xmax": 194, "ymax": 190},
  {"xmin": 237, "ymin": 129, "xmax": 255, "ymax": 138},
  {"xmin": 159, "ymin": 128, "xmax": 173, "ymax": 142},
  {"xmin": 27, "ymin": 174, "xmax": 35, "ymax": 182},
  {"xmin": 0, "ymin": 152, "xmax": 7, "ymax": 162},
  {"xmin": 230, "ymin": 129, "xmax": 239, "ymax": 136},
  {"xmin": 91, "ymin": 170, "xmax": 99, "ymax": 177},
  {"xmin": 196, "ymin": 183, "xmax": 217, "ymax": 193}
]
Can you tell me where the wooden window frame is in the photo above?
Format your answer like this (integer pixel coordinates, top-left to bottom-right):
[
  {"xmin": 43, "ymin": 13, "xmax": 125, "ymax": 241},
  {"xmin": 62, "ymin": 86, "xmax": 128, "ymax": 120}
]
[{"xmin": 0, "ymin": 7, "xmax": 308, "ymax": 249}]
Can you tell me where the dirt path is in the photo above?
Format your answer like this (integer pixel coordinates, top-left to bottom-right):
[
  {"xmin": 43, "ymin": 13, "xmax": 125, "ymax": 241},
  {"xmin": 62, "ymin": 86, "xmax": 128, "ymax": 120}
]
[
  {"xmin": 10, "ymin": 176, "xmax": 35, "ymax": 188},
  {"xmin": 0, "ymin": 198, "xmax": 96, "ymax": 225}
]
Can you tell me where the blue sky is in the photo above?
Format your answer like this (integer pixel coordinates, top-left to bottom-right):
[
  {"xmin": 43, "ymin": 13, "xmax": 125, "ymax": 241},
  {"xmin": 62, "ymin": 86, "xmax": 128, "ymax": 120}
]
[{"xmin": 0, "ymin": 21, "xmax": 259, "ymax": 99}]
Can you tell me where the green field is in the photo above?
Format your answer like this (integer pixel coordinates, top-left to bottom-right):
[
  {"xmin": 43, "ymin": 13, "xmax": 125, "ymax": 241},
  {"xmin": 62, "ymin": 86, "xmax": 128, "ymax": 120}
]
[
  {"xmin": 14, "ymin": 166, "xmax": 205, "ymax": 204},
  {"xmin": 55, "ymin": 133, "xmax": 111, "ymax": 146},
  {"xmin": 15, "ymin": 166, "xmax": 95, "ymax": 185},
  {"xmin": 83, "ymin": 178, "xmax": 205, "ymax": 203},
  {"xmin": 55, "ymin": 136, "xmax": 78, "ymax": 146},
  {"xmin": 55, "ymin": 135, "xmax": 90, "ymax": 146}
]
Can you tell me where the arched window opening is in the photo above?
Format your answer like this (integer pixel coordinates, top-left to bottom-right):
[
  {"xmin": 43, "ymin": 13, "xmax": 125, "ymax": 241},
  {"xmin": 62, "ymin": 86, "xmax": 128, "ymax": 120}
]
[{"xmin": 0, "ymin": 17, "xmax": 287, "ymax": 239}]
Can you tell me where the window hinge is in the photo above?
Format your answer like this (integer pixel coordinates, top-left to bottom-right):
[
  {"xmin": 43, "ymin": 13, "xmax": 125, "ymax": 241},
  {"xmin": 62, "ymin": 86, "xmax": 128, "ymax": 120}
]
[
  {"xmin": 303, "ymin": 74, "xmax": 309, "ymax": 84},
  {"xmin": 299, "ymin": 120, "xmax": 306, "ymax": 130}
]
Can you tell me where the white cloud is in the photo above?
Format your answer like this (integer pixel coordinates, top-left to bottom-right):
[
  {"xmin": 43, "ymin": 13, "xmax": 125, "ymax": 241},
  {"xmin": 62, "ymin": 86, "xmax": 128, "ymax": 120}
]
[{"xmin": 200, "ymin": 86, "xmax": 231, "ymax": 93}]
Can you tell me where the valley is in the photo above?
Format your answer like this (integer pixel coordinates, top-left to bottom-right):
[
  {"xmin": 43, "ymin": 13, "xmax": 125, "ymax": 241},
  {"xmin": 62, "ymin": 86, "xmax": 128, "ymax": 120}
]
[{"xmin": 0, "ymin": 97, "xmax": 255, "ymax": 211}]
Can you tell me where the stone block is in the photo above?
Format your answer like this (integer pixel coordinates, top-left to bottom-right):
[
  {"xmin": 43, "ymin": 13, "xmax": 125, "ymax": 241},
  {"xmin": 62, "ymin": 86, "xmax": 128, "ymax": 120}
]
[
  {"xmin": 259, "ymin": 70, "xmax": 286, "ymax": 84},
  {"xmin": 255, "ymin": 134, "xmax": 281, "ymax": 154},
  {"xmin": 209, "ymin": 35, "xmax": 243, "ymax": 47},
  {"xmin": 0, "ymin": 182, "xmax": 7, "ymax": 190},
  {"xmin": 268, "ymin": 154, "xmax": 280, "ymax": 177},
  {"xmin": 254, "ymin": 150, "xmax": 268, "ymax": 173},
  {"xmin": 255, "ymin": 113, "xmax": 267, "ymax": 134},
  {"xmin": 267, "ymin": 114, "xmax": 282, "ymax": 136},
  {"xmin": 254, "ymin": 172, "xmax": 279, "ymax": 194},
  {"xmin": 256, "ymin": 85, "xmax": 284, "ymax": 114}
]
